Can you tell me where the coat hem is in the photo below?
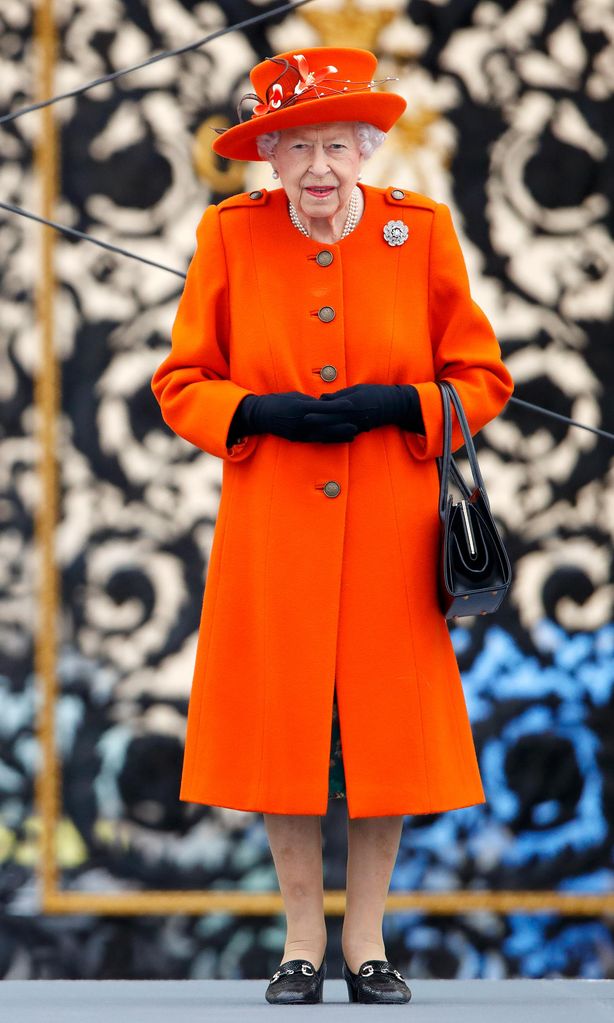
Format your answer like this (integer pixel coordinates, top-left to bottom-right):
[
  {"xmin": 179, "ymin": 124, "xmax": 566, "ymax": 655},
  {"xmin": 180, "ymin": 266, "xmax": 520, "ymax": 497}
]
[
  {"xmin": 179, "ymin": 790, "xmax": 329, "ymax": 816},
  {"xmin": 178, "ymin": 790, "xmax": 487, "ymax": 817},
  {"xmin": 346, "ymin": 794, "xmax": 487, "ymax": 818}
]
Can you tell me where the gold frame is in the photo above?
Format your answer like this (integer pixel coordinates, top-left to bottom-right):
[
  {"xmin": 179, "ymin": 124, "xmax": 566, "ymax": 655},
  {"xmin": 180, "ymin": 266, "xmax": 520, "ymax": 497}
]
[{"xmin": 33, "ymin": 0, "xmax": 614, "ymax": 918}]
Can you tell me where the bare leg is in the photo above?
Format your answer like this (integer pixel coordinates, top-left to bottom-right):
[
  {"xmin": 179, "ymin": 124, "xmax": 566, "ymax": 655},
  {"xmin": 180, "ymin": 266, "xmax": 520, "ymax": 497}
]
[
  {"xmin": 341, "ymin": 814, "xmax": 404, "ymax": 974},
  {"xmin": 263, "ymin": 813, "xmax": 327, "ymax": 970}
]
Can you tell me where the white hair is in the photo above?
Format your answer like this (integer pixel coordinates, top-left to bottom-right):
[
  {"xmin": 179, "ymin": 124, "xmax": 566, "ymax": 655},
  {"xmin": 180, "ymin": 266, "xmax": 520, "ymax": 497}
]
[{"xmin": 255, "ymin": 122, "xmax": 386, "ymax": 161}]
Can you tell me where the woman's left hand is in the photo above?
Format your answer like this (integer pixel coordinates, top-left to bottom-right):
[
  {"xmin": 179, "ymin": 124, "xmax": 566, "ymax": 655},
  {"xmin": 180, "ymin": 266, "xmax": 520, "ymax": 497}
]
[{"xmin": 319, "ymin": 383, "xmax": 424, "ymax": 434}]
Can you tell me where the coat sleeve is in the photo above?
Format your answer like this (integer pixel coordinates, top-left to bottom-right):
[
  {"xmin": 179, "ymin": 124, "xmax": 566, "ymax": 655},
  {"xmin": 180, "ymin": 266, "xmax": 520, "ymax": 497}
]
[
  {"xmin": 403, "ymin": 202, "xmax": 514, "ymax": 461},
  {"xmin": 150, "ymin": 203, "xmax": 259, "ymax": 462}
]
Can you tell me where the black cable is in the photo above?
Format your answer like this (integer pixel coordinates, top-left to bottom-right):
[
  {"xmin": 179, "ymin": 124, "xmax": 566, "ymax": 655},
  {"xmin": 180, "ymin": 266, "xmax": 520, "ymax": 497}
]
[
  {"xmin": 505, "ymin": 397, "xmax": 614, "ymax": 442},
  {"xmin": 0, "ymin": 0, "xmax": 318, "ymax": 128},
  {"xmin": 2, "ymin": 199, "xmax": 612, "ymax": 444},
  {"xmin": 0, "ymin": 200, "xmax": 186, "ymax": 278}
]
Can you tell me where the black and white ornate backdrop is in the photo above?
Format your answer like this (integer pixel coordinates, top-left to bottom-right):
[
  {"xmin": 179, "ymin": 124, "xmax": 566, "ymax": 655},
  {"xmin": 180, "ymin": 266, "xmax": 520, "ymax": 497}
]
[{"xmin": 1, "ymin": 0, "xmax": 614, "ymax": 980}]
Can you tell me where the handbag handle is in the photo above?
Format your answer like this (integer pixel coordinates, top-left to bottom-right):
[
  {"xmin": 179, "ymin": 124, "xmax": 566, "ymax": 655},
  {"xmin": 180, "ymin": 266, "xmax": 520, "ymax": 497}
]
[{"xmin": 436, "ymin": 380, "xmax": 490, "ymax": 521}]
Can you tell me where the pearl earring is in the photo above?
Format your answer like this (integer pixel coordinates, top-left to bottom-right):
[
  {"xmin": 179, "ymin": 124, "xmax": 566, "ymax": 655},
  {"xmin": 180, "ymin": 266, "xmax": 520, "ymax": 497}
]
[{"xmin": 272, "ymin": 169, "xmax": 279, "ymax": 179}]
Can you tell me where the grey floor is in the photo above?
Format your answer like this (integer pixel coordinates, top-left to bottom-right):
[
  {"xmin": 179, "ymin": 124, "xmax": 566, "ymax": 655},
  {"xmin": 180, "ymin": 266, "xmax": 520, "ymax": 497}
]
[{"xmin": 2, "ymin": 980, "xmax": 614, "ymax": 1022}]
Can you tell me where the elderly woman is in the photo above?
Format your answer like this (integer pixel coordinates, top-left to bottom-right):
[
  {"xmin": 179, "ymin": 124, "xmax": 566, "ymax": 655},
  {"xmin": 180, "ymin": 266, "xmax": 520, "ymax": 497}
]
[{"xmin": 151, "ymin": 47, "xmax": 514, "ymax": 1005}]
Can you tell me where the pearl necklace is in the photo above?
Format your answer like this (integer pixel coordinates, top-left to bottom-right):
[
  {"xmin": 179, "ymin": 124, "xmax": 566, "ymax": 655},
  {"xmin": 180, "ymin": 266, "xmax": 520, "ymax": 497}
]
[{"xmin": 288, "ymin": 186, "xmax": 360, "ymax": 240}]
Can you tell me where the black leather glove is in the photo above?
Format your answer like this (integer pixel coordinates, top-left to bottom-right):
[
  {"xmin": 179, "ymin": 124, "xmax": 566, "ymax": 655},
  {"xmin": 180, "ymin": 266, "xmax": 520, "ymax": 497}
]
[
  {"xmin": 319, "ymin": 383, "xmax": 425, "ymax": 435},
  {"xmin": 226, "ymin": 391, "xmax": 359, "ymax": 445}
]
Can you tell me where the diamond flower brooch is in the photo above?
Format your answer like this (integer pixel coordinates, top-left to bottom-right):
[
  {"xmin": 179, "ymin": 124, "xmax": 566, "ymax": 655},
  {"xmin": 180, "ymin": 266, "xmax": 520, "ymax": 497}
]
[{"xmin": 383, "ymin": 220, "xmax": 409, "ymax": 246}]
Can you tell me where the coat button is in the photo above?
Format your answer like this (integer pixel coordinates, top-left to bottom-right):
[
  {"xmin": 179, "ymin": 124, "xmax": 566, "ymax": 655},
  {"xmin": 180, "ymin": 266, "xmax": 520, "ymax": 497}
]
[
  {"xmin": 323, "ymin": 480, "xmax": 341, "ymax": 498},
  {"xmin": 316, "ymin": 249, "xmax": 334, "ymax": 266},
  {"xmin": 320, "ymin": 365, "xmax": 338, "ymax": 382},
  {"xmin": 391, "ymin": 189, "xmax": 405, "ymax": 200},
  {"xmin": 249, "ymin": 190, "xmax": 263, "ymax": 199},
  {"xmin": 318, "ymin": 306, "xmax": 335, "ymax": 323}
]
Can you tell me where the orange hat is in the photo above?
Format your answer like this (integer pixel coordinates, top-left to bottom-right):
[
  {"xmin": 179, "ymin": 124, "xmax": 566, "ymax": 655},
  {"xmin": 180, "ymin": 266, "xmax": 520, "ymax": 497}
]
[{"xmin": 211, "ymin": 47, "xmax": 407, "ymax": 162}]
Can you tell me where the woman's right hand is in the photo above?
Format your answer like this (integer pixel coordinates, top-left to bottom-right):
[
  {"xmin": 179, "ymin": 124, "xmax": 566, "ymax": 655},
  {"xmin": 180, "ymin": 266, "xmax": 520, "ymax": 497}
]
[{"xmin": 231, "ymin": 391, "xmax": 359, "ymax": 443}]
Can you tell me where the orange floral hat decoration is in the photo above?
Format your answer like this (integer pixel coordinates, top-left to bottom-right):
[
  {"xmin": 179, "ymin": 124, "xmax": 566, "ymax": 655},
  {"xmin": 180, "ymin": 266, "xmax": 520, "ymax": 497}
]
[{"xmin": 211, "ymin": 47, "xmax": 407, "ymax": 162}]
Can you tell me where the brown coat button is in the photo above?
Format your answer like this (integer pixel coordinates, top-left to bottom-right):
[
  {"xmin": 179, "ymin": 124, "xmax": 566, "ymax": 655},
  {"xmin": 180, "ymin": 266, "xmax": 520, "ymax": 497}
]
[
  {"xmin": 249, "ymin": 190, "xmax": 263, "ymax": 199},
  {"xmin": 320, "ymin": 365, "xmax": 338, "ymax": 382},
  {"xmin": 391, "ymin": 189, "xmax": 405, "ymax": 200},
  {"xmin": 318, "ymin": 306, "xmax": 335, "ymax": 323},
  {"xmin": 323, "ymin": 481, "xmax": 341, "ymax": 498},
  {"xmin": 316, "ymin": 250, "xmax": 334, "ymax": 267}
]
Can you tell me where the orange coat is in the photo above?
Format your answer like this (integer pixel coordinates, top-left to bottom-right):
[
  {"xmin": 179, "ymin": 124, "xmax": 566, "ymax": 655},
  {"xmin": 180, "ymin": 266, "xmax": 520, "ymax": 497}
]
[{"xmin": 151, "ymin": 183, "xmax": 514, "ymax": 819}]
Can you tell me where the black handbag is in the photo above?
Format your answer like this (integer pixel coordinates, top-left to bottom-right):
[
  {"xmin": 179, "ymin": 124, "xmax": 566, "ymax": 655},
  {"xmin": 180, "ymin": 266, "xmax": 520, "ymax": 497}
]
[{"xmin": 435, "ymin": 380, "xmax": 512, "ymax": 619}]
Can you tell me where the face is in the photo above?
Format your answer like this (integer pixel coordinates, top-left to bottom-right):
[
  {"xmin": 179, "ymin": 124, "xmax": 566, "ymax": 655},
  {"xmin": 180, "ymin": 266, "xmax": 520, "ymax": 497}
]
[{"xmin": 269, "ymin": 122, "xmax": 365, "ymax": 221}]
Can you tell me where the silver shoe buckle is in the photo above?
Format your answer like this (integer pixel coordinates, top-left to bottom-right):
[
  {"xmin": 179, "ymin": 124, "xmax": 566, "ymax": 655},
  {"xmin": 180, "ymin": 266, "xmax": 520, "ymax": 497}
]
[
  {"xmin": 380, "ymin": 965, "xmax": 404, "ymax": 981},
  {"xmin": 360, "ymin": 963, "xmax": 404, "ymax": 981},
  {"xmin": 270, "ymin": 962, "xmax": 315, "ymax": 984},
  {"xmin": 271, "ymin": 967, "xmax": 294, "ymax": 983}
]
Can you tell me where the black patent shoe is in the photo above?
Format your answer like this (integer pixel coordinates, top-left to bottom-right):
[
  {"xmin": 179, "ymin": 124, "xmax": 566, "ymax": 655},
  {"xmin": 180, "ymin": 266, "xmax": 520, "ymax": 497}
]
[
  {"xmin": 342, "ymin": 958, "xmax": 412, "ymax": 1004},
  {"xmin": 265, "ymin": 956, "xmax": 327, "ymax": 1004}
]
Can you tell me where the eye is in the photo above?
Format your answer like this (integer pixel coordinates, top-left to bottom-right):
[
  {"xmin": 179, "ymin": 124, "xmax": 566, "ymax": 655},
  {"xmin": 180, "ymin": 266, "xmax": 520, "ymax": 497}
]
[{"xmin": 329, "ymin": 144, "xmax": 346, "ymax": 150}]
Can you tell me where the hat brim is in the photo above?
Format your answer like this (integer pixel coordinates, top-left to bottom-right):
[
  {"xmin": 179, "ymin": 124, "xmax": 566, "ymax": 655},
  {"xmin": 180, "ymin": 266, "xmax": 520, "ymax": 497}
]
[{"xmin": 211, "ymin": 92, "xmax": 407, "ymax": 162}]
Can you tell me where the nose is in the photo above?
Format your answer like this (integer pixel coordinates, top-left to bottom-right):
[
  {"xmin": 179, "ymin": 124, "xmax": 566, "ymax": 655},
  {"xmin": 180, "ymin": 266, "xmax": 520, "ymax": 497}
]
[{"xmin": 309, "ymin": 145, "xmax": 331, "ymax": 176}]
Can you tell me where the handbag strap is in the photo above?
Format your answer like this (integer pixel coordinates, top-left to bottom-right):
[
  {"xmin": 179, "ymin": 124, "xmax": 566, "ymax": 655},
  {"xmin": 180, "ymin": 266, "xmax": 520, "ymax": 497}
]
[
  {"xmin": 449, "ymin": 454, "xmax": 472, "ymax": 498},
  {"xmin": 436, "ymin": 380, "xmax": 490, "ymax": 520},
  {"xmin": 437, "ymin": 380, "xmax": 453, "ymax": 519},
  {"xmin": 445, "ymin": 381, "xmax": 488, "ymax": 493}
]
